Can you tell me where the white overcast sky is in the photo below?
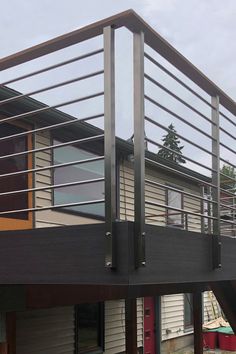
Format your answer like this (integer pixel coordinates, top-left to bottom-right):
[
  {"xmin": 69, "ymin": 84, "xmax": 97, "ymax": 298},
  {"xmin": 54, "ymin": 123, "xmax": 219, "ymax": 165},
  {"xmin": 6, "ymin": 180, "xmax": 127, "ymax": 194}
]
[
  {"xmin": 0, "ymin": 0, "xmax": 235, "ymax": 176},
  {"xmin": 1, "ymin": 0, "xmax": 235, "ymax": 99}
]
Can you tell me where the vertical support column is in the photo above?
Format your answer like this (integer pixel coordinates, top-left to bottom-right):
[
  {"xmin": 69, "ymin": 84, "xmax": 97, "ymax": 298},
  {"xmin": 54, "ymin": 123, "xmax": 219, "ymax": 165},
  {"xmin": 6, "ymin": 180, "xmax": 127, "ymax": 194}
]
[
  {"xmin": 0, "ymin": 313, "xmax": 16, "ymax": 354},
  {"xmin": 211, "ymin": 96, "xmax": 221, "ymax": 269},
  {"xmin": 125, "ymin": 298, "xmax": 137, "ymax": 354},
  {"xmin": 104, "ymin": 26, "xmax": 116, "ymax": 268},
  {"xmin": 193, "ymin": 292, "xmax": 203, "ymax": 354},
  {"xmin": 133, "ymin": 31, "xmax": 145, "ymax": 268},
  {"xmin": 155, "ymin": 296, "xmax": 162, "ymax": 354},
  {"xmin": 0, "ymin": 313, "xmax": 6, "ymax": 354}
]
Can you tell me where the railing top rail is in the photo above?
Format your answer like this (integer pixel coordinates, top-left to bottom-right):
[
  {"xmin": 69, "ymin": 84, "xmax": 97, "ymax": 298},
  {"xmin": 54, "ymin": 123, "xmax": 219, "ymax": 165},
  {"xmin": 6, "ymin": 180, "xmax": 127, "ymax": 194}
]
[{"xmin": 0, "ymin": 9, "xmax": 235, "ymax": 115}]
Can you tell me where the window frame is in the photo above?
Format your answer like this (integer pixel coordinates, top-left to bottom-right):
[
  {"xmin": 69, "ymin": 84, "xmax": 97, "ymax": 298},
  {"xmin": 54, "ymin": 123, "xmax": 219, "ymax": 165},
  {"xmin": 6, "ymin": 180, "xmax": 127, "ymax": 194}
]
[
  {"xmin": 0, "ymin": 119, "xmax": 33, "ymax": 231},
  {"xmin": 165, "ymin": 184, "xmax": 184, "ymax": 229},
  {"xmin": 52, "ymin": 139, "xmax": 105, "ymax": 220},
  {"xmin": 75, "ymin": 303, "xmax": 104, "ymax": 354}
]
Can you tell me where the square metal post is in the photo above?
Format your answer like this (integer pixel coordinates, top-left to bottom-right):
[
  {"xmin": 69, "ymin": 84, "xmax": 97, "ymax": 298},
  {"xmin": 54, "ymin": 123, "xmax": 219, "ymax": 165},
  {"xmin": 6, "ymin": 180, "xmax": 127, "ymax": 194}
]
[
  {"xmin": 211, "ymin": 95, "xmax": 221, "ymax": 269},
  {"xmin": 104, "ymin": 26, "xmax": 116, "ymax": 268},
  {"xmin": 133, "ymin": 31, "xmax": 145, "ymax": 268},
  {"xmin": 125, "ymin": 298, "xmax": 137, "ymax": 354},
  {"xmin": 193, "ymin": 291, "xmax": 203, "ymax": 354}
]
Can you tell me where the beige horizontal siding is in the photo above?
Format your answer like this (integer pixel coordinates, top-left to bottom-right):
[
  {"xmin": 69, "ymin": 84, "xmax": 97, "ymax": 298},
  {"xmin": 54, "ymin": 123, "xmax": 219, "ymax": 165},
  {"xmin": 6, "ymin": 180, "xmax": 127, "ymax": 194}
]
[
  {"xmin": 34, "ymin": 131, "xmax": 102, "ymax": 228},
  {"xmin": 120, "ymin": 159, "xmax": 202, "ymax": 233},
  {"xmin": 16, "ymin": 307, "xmax": 75, "ymax": 354},
  {"xmin": 203, "ymin": 291, "xmax": 221, "ymax": 323},
  {"xmin": 161, "ymin": 295, "xmax": 185, "ymax": 340},
  {"xmin": 104, "ymin": 298, "xmax": 143, "ymax": 354}
]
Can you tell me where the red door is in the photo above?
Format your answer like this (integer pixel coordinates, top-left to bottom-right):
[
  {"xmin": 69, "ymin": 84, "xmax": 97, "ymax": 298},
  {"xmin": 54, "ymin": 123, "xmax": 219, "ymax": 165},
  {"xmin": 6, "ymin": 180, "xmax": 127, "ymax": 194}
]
[{"xmin": 144, "ymin": 297, "xmax": 156, "ymax": 354}]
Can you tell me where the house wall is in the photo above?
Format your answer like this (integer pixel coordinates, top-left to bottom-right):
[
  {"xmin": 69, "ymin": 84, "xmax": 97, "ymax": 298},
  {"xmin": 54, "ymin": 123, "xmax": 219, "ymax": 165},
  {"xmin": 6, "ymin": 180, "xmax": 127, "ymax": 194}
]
[
  {"xmin": 203, "ymin": 291, "xmax": 221, "ymax": 323},
  {"xmin": 120, "ymin": 159, "xmax": 219, "ymax": 343},
  {"xmin": 104, "ymin": 299, "xmax": 143, "ymax": 354},
  {"xmin": 161, "ymin": 294, "xmax": 185, "ymax": 341},
  {"xmin": 33, "ymin": 133, "xmax": 219, "ymax": 351},
  {"xmin": 34, "ymin": 130, "xmax": 102, "ymax": 228},
  {"xmin": 120, "ymin": 158, "xmax": 202, "ymax": 233},
  {"xmin": 16, "ymin": 307, "xmax": 75, "ymax": 354},
  {"xmin": 34, "ymin": 132, "xmax": 143, "ymax": 354}
]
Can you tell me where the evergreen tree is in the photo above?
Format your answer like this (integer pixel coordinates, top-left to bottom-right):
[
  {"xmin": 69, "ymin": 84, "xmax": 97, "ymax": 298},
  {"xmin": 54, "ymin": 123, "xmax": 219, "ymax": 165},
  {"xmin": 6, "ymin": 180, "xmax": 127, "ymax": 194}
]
[{"xmin": 157, "ymin": 123, "xmax": 186, "ymax": 164}]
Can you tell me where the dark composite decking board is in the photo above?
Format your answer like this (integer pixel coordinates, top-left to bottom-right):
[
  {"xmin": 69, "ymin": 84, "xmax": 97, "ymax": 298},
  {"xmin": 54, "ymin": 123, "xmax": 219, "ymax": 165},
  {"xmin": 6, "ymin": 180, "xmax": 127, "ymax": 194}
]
[
  {"xmin": 0, "ymin": 221, "xmax": 235, "ymax": 285},
  {"xmin": 129, "ymin": 223, "xmax": 236, "ymax": 284},
  {"xmin": 0, "ymin": 222, "xmax": 129, "ymax": 284}
]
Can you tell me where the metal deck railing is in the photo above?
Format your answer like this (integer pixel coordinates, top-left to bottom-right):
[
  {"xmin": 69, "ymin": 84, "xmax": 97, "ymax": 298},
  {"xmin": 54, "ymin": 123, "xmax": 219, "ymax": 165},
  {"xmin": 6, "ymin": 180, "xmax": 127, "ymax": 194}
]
[{"xmin": 0, "ymin": 10, "xmax": 235, "ymax": 270}]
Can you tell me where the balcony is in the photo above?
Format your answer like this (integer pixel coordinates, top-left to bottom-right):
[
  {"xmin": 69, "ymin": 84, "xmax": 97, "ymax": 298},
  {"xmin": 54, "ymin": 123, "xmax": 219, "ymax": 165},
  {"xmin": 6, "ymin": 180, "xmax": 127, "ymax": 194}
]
[{"xmin": 0, "ymin": 10, "xmax": 235, "ymax": 290}]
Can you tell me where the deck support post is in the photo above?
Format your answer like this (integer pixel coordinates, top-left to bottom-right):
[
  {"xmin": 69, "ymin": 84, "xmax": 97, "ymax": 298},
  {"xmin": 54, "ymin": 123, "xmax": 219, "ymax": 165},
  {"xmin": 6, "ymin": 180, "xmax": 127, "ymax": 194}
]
[
  {"xmin": 193, "ymin": 292, "xmax": 203, "ymax": 354},
  {"xmin": 125, "ymin": 298, "xmax": 137, "ymax": 354}
]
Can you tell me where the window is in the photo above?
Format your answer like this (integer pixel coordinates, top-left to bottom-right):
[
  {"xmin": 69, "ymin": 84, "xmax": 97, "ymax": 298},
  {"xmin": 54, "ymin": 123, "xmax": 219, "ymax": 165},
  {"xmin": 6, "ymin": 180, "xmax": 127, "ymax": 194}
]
[
  {"xmin": 166, "ymin": 187, "xmax": 184, "ymax": 227},
  {"xmin": 75, "ymin": 303, "xmax": 104, "ymax": 353},
  {"xmin": 53, "ymin": 141, "xmax": 104, "ymax": 218},
  {"xmin": 184, "ymin": 293, "xmax": 193, "ymax": 330},
  {"xmin": 0, "ymin": 122, "xmax": 32, "ymax": 229}
]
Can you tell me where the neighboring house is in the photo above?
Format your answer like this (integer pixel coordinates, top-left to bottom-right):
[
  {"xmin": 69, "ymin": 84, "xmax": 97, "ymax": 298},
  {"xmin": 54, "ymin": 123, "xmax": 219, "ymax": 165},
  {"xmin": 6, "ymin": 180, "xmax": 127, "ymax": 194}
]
[{"xmin": 0, "ymin": 10, "xmax": 235, "ymax": 354}]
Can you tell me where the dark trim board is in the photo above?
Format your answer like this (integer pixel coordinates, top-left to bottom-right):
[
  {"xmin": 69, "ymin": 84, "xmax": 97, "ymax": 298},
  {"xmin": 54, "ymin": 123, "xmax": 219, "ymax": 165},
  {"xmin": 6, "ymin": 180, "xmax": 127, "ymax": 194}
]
[
  {"xmin": 0, "ymin": 222, "xmax": 235, "ymax": 285},
  {"xmin": 24, "ymin": 283, "xmax": 210, "ymax": 309}
]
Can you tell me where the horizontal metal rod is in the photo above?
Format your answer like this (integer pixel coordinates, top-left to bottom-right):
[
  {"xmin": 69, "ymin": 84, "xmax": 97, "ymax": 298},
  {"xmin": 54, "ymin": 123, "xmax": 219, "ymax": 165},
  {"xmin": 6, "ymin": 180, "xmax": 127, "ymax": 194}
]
[
  {"xmin": 221, "ymin": 196, "xmax": 236, "ymax": 200},
  {"xmin": 0, "ymin": 92, "xmax": 104, "ymax": 126},
  {"xmin": 145, "ymin": 73, "xmax": 213, "ymax": 125},
  {"xmin": 146, "ymin": 136, "xmax": 213, "ymax": 172},
  {"xmin": 220, "ymin": 157, "xmax": 236, "ymax": 171},
  {"xmin": 145, "ymin": 211, "xmax": 203, "ymax": 221},
  {"xmin": 220, "ymin": 141, "xmax": 236, "ymax": 156},
  {"xmin": 220, "ymin": 171, "xmax": 236, "ymax": 183},
  {"xmin": 145, "ymin": 115, "xmax": 216, "ymax": 157},
  {"xmin": 146, "ymin": 199, "xmax": 217, "ymax": 220},
  {"xmin": 0, "ymin": 177, "xmax": 104, "ymax": 197},
  {"xmin": 0, "ymin": 198, "xmax": 105, "ymax": 216},
  {"xmin": 145, "ymin": 94, "xmax": 215, "ymax": 141},
  {"xmin": 220, "ymin": 186, "xmax": 236, "ymax": 198},
  {"xmin": 220, "ymin": 203, "xmax": 236, "ymax": 212},
  {"xmin": 145, "ymin": 157, "xmax": 216, "ymax": 189},
  {"xmin": 0, "ymin": 70, "xmax": 104, "ymax": 107},
  {"xmin": 144, "ymin": 52, "xmax": 214, "ymax": 110},
  {"xmin": 0, "ymin": 113, "xmax": 104, "ymax": 143},
  {"xmin": 219, "ymin": 218, "xmax": 236, "ymax": 226},
  {"xmin": 219, "ymin": 126, "xmax": 235, "ymax": 141},
  {"xmin": 0, "ymin": 156, "xmax": 104, "ymax": 179},
  {"xmin": 0, "ymin": 48, "xmax": 104, "ymax": 87},
  {"xmin": 0, "ymin": 134, "xmax": 104, "ymax": 161},
  {"xmin": 1, "ymin": 10, "xmax": 235, "ymax": 116},
  {"xmin": 219, "ymin": 110, "xmax": 236, "ymax": 128},
  {"xmin": 145, "ymin": 178, "xmax": 217, "ymax": 204}
]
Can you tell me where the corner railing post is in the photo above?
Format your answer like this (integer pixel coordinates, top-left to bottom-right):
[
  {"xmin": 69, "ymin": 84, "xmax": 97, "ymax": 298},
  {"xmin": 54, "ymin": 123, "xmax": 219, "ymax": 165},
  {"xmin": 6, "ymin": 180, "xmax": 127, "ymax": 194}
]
[
  {"xmin": 104, "ymin": 26, "xmax": 116, "ymax": 268},
  {"xmin": 211, "ymin": 95, "xmax": 221, "ymax": 269},
  {"xmin": 133, "ymin": 31, "xmax": 145, "ymax": 268}
]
